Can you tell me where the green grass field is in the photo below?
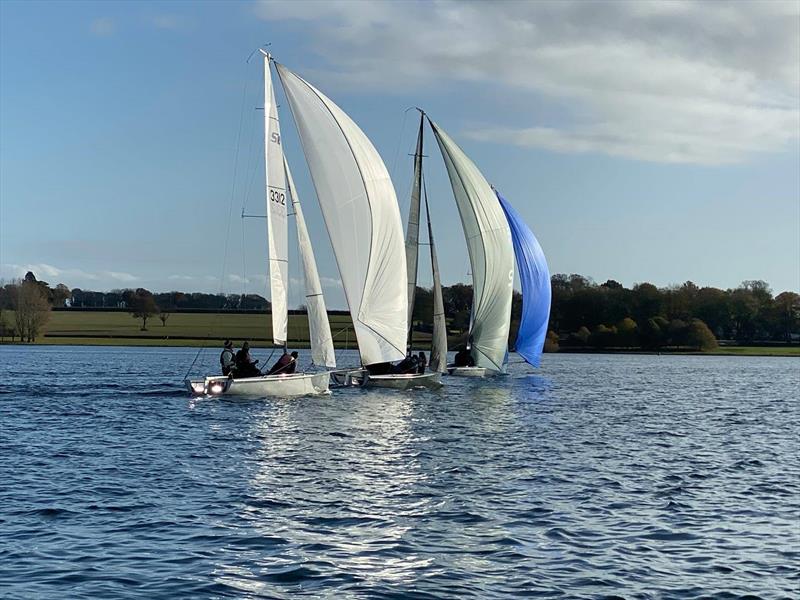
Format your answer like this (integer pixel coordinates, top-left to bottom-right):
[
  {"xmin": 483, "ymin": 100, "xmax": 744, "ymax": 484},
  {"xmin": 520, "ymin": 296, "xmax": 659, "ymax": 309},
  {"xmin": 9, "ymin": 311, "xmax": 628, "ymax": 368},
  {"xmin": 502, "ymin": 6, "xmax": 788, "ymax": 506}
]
[
  {"xmin": 0, "ymin": 310, "xmax": 796, "ymax": 356},
  {"xmin": 705, "ymin": 346, "xmax": 800, "ymax": 357},
  {"xmin": 3, "ymin": 310, "xmax": 433, "ymax": 348}
]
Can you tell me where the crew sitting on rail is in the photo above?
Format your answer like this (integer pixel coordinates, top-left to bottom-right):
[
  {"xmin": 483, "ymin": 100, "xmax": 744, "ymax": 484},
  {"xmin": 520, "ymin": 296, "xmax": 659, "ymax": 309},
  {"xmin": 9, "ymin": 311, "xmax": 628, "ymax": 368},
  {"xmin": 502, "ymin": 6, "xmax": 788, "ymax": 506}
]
[
  {"xmin": 393, "ymin": 353, "xmax": 419, "ymax": 374},
  {"xmin": 268, "ymin": 350, "xmax": 298, "ymax": 375},
  {"xmin": 234, "ymin": 341, "xmax": 261, "ymax": 378},
  {"xmin": 220, "ymin": 340, "xmax": 235, "ymax": 376}
]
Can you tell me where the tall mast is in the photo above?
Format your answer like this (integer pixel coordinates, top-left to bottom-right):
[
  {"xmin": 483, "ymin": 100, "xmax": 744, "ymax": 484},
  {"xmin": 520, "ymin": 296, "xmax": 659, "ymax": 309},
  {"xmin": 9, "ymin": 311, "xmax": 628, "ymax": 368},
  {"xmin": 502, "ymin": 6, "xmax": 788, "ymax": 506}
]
[{"xmin": 405, "ymin": 111, "xmax": 425, "ymax": 352}]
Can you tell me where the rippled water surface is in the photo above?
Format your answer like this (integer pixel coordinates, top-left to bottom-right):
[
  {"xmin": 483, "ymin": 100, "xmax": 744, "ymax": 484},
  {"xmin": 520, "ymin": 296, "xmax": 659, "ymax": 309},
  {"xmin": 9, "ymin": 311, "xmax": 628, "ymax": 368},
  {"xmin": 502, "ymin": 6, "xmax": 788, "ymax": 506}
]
[{"xmin": 1, "ymin": 346, "xmax": 798, "ymax": 599}]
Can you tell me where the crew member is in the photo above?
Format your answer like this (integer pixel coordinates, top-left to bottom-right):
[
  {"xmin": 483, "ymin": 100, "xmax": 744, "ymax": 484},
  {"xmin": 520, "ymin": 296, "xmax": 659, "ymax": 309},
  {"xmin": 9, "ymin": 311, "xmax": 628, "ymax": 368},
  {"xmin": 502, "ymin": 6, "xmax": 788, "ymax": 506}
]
[
  {"xmin": 220, "ymin": 340, "xmax": 235, "ymax": 376},
  {"xmin": 269, "ymin": 350, "xmax": 298, "ymax": 375},
  {"xmin": 234, "ymin": 341, "xmax": 261, "ymax": 378}
]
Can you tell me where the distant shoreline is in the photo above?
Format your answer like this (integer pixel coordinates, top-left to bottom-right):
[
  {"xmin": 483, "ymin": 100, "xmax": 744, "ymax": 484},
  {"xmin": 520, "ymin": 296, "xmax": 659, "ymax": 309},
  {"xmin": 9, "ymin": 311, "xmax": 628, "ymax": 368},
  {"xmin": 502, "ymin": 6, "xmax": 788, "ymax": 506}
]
[{"xmin": 1, "ymin": 337, "xmax": 797, "ymax": 357}]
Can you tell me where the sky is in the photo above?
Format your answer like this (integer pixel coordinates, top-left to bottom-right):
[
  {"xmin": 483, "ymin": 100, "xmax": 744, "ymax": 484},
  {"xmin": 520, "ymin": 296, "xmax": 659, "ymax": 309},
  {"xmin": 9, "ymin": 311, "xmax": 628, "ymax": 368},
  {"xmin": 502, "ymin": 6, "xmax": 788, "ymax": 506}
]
[{"xmin": 1, "ymin": 0, "xmax": 798, "ymax": 309}]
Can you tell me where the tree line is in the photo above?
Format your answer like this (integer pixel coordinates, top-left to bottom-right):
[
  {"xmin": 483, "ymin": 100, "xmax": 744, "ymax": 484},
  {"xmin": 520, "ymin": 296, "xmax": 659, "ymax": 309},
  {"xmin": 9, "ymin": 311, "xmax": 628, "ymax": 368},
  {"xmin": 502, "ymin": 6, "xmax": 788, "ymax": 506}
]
[{"xmin": 1, "ymin": 271, "xmax": 798, "ymax": 347}]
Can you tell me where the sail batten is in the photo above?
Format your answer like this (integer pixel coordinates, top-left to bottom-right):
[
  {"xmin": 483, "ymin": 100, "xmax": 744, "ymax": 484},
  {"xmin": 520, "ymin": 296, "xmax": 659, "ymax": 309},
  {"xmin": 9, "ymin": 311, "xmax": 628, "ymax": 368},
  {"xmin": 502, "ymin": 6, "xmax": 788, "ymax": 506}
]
[
  {"xmin": 429, "ymin": 119, "xmax": 514, "ymax": 372},
  {"xmin": 497, "ymin": 191, "xmax": 551, "ymax": 367},
  {"xmin": 275, "ymin": 63, "xmax": 407, "ymax": 365}
]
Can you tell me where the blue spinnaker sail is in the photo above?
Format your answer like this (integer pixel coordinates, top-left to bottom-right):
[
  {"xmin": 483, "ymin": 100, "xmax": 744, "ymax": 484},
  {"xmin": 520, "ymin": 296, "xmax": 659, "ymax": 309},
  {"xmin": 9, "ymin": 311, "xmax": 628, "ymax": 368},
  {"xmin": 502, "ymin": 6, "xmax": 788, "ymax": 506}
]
[{"xmin": 496, "ymin": 191, "xmax": 551, "ymax": 367}]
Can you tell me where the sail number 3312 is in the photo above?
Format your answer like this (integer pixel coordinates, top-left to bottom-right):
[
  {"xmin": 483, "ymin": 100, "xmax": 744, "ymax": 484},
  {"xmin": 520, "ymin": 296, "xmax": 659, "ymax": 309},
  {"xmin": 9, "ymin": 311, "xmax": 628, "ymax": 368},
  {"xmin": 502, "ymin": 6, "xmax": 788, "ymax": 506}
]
[{"xmin": 269, "ymin": 189, "xmax": 285, "ymax": 206}]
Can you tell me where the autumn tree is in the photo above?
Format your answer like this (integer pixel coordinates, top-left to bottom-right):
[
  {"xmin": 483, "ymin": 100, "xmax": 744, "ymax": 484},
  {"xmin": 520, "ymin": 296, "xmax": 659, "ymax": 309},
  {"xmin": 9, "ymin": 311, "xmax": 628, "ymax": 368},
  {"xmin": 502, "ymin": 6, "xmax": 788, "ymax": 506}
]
[
  {"xmin": 13, "ymin": 279, "xmax": 51, "ymax": 342},
  {"xmin": 616, "ymin": 317, "xmax": 639, "ymax": 348},
  {"xmin": 544, "ymin": 330, "xmax": 559, "ymax": 352},
  {"xmin": 687, "ymin": 319, "xmax": 718, "ymax": 351},
  {"xmin": 159, "ymin": 312, "xmax": 171, "ymax": 327}
]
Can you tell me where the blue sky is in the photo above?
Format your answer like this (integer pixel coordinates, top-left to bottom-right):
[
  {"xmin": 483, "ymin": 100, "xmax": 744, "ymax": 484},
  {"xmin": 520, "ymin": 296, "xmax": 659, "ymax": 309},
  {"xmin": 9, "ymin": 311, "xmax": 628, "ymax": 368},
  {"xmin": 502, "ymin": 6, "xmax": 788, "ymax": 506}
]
[{"xmin": 1, "ymin": 0, "xmax": 798, "ymax": 309}]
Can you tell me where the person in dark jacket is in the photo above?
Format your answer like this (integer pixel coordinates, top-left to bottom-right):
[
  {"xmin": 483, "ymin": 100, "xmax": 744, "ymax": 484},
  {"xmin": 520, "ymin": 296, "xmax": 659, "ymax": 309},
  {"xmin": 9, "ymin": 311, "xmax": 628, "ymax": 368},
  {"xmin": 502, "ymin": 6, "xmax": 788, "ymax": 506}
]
[
  {"xmin": 220, "ymin": 340, "xmax": 235, "ymax": 376},
  {"xmin": 453, "ymin": 346, "xmax": 474, "ymax": 367},
  {"xmin": 417, "ymin": 351, "xmax": 427, "ymax": 374},
  {"xmin": 268, "ymin": 350, "xmax": 298, "ymax": 375},
  {"xmin": 234, "ymin": 341, "xmax": 261, "ymax": 378},
  {"xmin": 393, "ymin": 353, "xmax": 418, "ymax": 374}
]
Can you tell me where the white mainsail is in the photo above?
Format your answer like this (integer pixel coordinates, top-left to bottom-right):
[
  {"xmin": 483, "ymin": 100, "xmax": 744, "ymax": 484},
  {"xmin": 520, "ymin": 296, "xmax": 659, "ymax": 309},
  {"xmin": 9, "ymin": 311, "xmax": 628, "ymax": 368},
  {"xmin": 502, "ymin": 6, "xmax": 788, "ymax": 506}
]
[
  {"xmin": 263, "ymin": 54, "xmax": 289, "ymax": 346},
  {"xmin": 275, "ymin": 63, "xmax": 407, "ymax": 366},
  {"xmin": 284, "ymin": 157, "xmax": 336, "ymax": 368},
  {"xmin": 429, "ymin": 119, "xmax": 514, "ymax": 372}
]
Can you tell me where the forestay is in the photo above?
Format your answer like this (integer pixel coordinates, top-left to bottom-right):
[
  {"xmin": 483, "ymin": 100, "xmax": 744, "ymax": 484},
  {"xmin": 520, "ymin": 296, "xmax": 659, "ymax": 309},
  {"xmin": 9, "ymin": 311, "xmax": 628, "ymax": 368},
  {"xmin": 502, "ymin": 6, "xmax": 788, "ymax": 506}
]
[
  {"xmin": 275, "ymin": 63, "xmax": 407, "ymax": 366},
  {"xmin": 263, "ymin": 55, "xmax": 288, "ymax": 346},
  {"xmin": 429, "ymin": 119, "xmax": 514, "ymax": 372},
  {"xmin": 497, "ymin": 192, "xmax": 551, "ymax": 367},
  {"xmin": 284, "ymin": 157, "xmax": 337, "ymax": 368}
]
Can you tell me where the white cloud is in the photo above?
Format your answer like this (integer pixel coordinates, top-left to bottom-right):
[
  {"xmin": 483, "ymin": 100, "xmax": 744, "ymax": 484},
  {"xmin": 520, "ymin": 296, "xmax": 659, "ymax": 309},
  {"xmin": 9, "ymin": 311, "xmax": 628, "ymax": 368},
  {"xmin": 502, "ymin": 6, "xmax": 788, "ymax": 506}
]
[
  {"xmin": 320, "ymin": 277, "xmax": 341, "ymax": 288},
  {"xmin": 256, "ymin": 0, "xmax": 800, "ymax": 165},
  {"xmin": 104, "ymin": 271, "xmax": 138, "ymax": 282},
  {"xmin": 89, "ymin": 17, "xmax": 116, "ymax": 37}
]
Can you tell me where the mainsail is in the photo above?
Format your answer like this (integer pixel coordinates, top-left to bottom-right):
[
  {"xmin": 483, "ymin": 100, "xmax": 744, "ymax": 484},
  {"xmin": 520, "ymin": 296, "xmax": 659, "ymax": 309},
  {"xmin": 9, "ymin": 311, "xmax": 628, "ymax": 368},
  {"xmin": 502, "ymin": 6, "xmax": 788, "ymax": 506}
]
[
  {"xmin": 275, "ymin": 63, "xmax": 407, "ymax": 366},
  {"xmin": 429, "ymin": 119, "xmax": 514, "ymax": 372},
  {"xmin": 497, "ymin": 191, "xmax": 551, "ymax": 367},
  {"xmin": 263, "ymin": 54, "xmax": 288, "ymax": 346},
  {"xmin": 284, "ymin": 157, "xmax": 337, "ymax": 368}
]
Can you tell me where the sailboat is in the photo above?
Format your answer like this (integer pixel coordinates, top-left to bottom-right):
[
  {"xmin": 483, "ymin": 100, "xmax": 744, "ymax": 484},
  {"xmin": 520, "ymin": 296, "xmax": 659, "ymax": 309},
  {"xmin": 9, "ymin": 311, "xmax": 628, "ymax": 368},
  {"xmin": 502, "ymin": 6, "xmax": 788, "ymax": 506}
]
[
  {"xmin": 272, "ymin": 59, "xmax": 411, "ymax": 386},
  {"xmin": 185, "ymin": 52, "xmax": 335, "ymax": 397},
  {"xmin": 496, "ymin": 191, "xmax": 552, "ymax": 367},
  {"xmin": 427, "ymin": 118, "xmax": 515, "ymax": 377},
  {"xmin": 360, "ymin": 110, "xmax": 446, "ymax": 389}
]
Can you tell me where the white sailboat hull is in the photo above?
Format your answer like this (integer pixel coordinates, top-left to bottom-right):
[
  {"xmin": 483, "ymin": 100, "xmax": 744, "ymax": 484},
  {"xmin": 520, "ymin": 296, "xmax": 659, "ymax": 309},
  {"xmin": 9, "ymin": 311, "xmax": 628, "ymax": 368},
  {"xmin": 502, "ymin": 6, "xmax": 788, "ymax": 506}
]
[
  {"xmin": 447, "ymin": 366, "xmax": 503, "ymax": 378},
  {"xmin": 366, "ymin": 372, "xmax": 442, "ymax": 390},
  {"xmin": 330, "ymin": 369, "xmax": 442, "ymax": 389},
  {"xmin": 186, "ymin": 372, "xmax": 330, "ymax": 398}
]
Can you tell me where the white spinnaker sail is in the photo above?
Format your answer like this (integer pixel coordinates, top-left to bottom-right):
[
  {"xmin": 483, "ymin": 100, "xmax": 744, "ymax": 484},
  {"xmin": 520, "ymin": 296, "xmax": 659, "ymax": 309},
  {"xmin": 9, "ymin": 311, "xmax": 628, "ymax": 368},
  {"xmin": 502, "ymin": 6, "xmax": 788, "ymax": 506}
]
[
  {"xmin": 284, "ymin": 157, "xmax": 336, "ymax": 368},
  {"xmin": 275, "ymin": 63, "xmax": 407, "ymax": 366},
  {"xmin": 264, "ymin": 55, "xmax": 288, "ymax": 346},
  {"xmin": 429, "ymin": 120, "xmax": 514, "ymax": 372}
]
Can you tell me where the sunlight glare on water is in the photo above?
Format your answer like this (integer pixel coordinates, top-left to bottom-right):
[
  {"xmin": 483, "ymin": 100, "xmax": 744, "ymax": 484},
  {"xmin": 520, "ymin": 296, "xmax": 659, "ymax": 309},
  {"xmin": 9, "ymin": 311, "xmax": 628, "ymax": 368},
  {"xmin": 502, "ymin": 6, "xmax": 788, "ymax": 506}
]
[{"xmin": 1, "ymin": 346, "xmax": 798, "ymax": 598}]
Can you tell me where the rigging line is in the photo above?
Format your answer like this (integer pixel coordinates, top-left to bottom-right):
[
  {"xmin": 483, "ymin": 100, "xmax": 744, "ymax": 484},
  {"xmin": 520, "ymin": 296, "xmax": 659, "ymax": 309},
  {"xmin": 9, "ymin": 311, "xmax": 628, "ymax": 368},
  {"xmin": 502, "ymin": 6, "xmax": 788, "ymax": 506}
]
[
  {"xmin": 183, "ymin": 334, "xmax": 212, "ymax": 381},
  {"xmin": 240, "ymin": 108, "xmax": 262, "ymax": 214},
  {"xmin": 389, "ymin": 107, "xmax": 415, "ymax": 182},
  {"xmin": 219, "ymin": 79, "xmax": 250, "ymax": 296}
]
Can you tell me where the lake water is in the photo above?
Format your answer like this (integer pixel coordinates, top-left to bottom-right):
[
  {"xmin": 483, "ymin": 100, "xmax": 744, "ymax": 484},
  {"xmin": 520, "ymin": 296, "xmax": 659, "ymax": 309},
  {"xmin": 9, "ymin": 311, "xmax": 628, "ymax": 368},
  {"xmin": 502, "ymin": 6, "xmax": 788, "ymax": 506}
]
[{"xmin": 1, "ymin": 346, "xmax": 798, "ymax": 599}]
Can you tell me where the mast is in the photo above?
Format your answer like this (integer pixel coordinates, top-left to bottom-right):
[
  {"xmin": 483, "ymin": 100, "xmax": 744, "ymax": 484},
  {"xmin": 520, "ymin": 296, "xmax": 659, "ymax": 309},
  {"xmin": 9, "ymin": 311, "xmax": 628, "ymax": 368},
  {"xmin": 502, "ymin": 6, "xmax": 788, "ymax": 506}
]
[{"xmin": 405, "ymin": 112, "xmax": 425, "ymax": 351}]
